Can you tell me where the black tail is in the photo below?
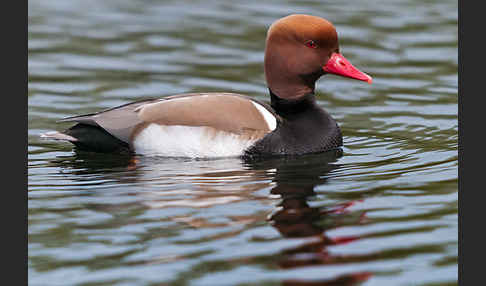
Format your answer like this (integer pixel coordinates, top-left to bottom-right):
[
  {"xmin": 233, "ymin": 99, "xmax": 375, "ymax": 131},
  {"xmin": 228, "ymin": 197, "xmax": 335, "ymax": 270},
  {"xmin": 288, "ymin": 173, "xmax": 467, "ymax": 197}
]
[{"xmin": 42, "ymin": 124, "xmax": 131, "ymax": 154}]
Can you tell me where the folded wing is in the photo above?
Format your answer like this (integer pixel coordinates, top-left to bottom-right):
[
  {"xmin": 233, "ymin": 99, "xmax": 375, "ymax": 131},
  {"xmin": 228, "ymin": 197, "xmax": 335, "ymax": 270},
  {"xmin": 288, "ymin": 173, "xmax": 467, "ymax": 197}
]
[{"xmin": 57, "ymin": 93, "xmax": 278, "ymax": 147}]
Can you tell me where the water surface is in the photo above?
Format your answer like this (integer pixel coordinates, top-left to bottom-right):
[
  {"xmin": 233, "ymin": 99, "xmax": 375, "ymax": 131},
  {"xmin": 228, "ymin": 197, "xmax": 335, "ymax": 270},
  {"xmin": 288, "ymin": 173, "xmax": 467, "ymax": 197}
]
[{"xmin": 28, "ymin": 0, "xmax": 458, "ymax": 285}]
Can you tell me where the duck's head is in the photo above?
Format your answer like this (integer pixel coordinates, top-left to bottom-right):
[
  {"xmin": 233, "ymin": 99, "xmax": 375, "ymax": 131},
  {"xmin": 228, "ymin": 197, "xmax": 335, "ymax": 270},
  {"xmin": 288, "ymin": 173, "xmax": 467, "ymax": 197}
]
[{"xmin": 264, "ymin": 14, "xmax": 372, "ymax": 100}]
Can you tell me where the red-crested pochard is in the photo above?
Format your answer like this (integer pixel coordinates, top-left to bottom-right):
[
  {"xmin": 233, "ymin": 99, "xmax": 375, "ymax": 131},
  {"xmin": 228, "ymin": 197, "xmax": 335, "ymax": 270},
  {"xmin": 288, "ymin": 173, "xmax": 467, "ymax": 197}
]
[{"xmin": 41, "ymin": 14, "xmax": 372, "ymax": 158}]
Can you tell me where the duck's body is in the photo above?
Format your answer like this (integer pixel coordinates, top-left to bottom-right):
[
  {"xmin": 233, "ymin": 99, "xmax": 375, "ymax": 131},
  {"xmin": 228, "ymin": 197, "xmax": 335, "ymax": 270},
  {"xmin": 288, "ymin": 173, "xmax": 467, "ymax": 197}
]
[
  {"xmin": 43, "ymin": 92, "xmax": 342, "ymax": 157},
  {"xmin": 41, "ymin": 14, "xmax": 371, "ymax": 158}
]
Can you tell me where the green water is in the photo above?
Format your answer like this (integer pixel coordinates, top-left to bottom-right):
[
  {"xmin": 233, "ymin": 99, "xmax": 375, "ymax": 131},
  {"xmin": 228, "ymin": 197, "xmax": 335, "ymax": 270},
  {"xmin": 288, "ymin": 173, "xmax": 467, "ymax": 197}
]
[{"xmin": 28, "ymin": 0, "xmax": 457, "ymax": 285}]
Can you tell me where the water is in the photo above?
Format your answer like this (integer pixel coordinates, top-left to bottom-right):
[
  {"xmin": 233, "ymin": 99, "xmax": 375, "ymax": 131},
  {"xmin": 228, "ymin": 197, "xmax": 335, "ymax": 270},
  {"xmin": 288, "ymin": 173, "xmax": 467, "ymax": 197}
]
[{"xmin": 28, "ymin": 0, "xmax": 458, "ymax": 285}]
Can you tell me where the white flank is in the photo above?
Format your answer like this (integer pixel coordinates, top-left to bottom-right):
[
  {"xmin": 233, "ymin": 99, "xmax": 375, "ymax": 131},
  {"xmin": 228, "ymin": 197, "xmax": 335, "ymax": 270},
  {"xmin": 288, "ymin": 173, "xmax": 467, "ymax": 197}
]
[
  {"xmin": 132, "ymin": 124, "xmax": 259, "ymax": 158},
  {"xmin": 251, "ymin": 101, "xmax": 277, "ymax": 131}
]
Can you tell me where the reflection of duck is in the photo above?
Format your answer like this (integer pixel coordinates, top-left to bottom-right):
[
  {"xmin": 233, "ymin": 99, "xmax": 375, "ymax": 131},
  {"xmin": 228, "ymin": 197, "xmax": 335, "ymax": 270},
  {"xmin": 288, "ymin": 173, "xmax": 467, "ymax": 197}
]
[
  {"xmin": 247, "ymin": 150, "xmax": 372, "ymax": 285},
  {"xmin": 47, "ymin": 149, "xmax": 371, "ymax": 285},
  {"xmin": 281, "ymin": 272, "xmax": 372, "ymax": 286},
  {"xmin": 42, "ymin": 14, "xmax": 371, "ymax": 158}
]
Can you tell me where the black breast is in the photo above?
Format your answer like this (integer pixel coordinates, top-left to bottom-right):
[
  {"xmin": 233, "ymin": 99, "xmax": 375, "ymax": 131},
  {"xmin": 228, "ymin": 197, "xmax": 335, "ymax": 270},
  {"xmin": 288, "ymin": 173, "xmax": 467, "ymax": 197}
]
[{"xmin": 244, "ymin": 91, "xmax": 342, "ymax": 157}]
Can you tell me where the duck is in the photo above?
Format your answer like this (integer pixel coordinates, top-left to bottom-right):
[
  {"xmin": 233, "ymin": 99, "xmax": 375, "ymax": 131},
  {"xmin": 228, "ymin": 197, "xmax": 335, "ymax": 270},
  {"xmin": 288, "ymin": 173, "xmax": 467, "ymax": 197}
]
[{"xmin": 41, "ymin": 14, "xmax": 372, "ymax": 158}]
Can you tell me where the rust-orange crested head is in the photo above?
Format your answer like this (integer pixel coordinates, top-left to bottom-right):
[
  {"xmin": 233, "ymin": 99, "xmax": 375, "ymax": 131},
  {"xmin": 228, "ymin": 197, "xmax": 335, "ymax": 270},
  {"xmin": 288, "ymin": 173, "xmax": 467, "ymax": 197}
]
[{"xmin": 264, "ymin": 14, "xmax": 372, "ymax": 100}]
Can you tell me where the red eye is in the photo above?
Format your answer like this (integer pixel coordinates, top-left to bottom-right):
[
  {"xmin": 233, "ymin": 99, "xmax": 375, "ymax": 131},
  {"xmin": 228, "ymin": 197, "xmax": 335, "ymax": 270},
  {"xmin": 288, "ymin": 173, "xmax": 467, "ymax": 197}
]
[{"xmin": 305, "ymin": 40, "xmax": 317, "ymax": 49}]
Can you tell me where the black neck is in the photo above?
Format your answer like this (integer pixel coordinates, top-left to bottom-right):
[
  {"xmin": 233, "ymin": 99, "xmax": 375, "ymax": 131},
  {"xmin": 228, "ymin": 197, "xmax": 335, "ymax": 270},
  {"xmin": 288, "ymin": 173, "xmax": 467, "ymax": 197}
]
[{"xmin": 269, "ymin": 89, "xmax": 317, "ymax": 115}]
